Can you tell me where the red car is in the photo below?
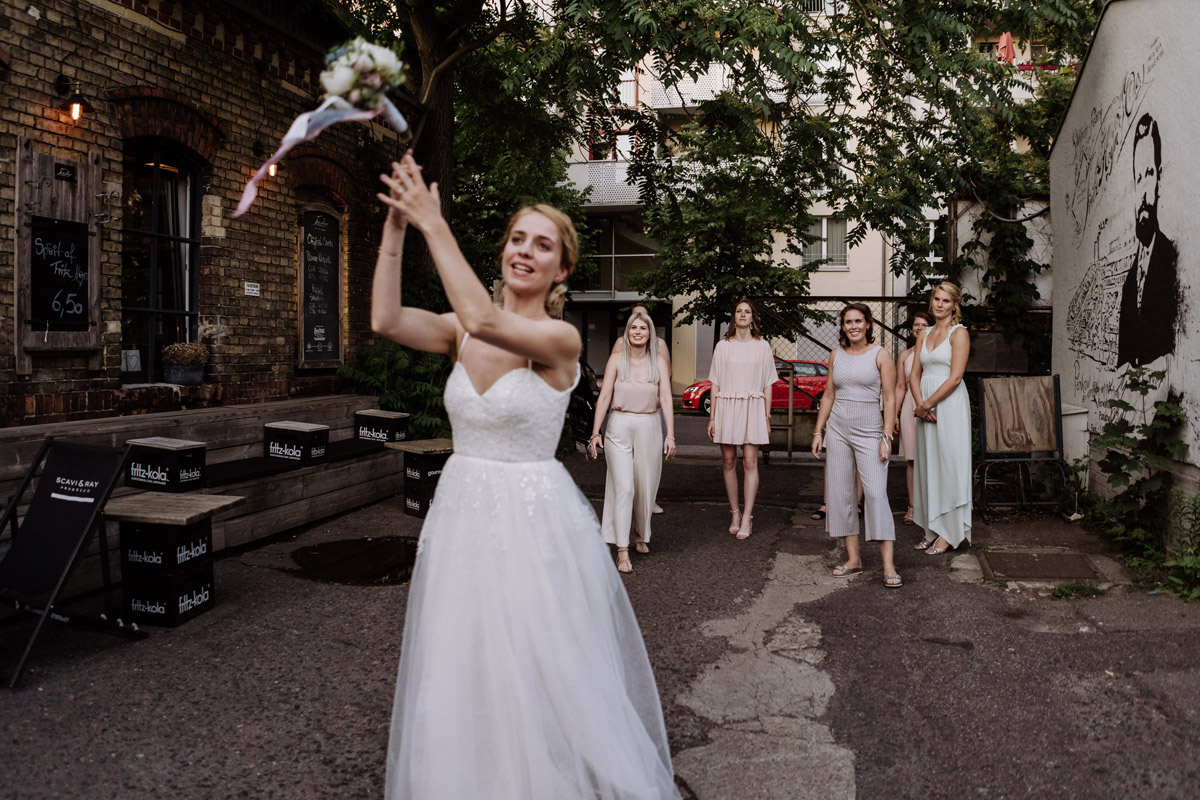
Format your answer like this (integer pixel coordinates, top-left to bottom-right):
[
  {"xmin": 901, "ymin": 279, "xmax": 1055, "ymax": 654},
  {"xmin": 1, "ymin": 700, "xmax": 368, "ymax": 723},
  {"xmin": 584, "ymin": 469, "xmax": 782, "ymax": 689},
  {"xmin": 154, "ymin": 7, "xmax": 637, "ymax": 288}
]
[{"xmin": 681, "ymin": 359, "xmax": 828, "ymax": 415}]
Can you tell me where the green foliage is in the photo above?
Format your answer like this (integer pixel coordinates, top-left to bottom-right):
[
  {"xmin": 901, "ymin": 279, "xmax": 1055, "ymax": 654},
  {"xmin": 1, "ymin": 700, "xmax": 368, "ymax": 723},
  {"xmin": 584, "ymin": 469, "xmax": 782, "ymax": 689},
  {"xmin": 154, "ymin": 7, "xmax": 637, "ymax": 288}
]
[
  {"xmin": 1092, "ymin": 368, "xmax": 1187, "ymax": 561},
  {"xmin": 338, "ymin": 339, "xmax": 452, "ymax": 440},
  {"xmin": 1051, "ymin": 581, "xmax": 1105, "ymax": 599},
  {"xmin": 1164, "ymin": 490, "xmax": 1200, "ymax": 601}
]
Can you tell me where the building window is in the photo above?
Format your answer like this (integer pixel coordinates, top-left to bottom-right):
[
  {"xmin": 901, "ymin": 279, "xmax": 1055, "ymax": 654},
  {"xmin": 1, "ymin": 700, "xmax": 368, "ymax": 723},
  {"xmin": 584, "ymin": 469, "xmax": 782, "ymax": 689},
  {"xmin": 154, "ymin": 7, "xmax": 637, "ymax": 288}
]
[
  {"xmin": 120, "ymin": 139, "xmax": 202, "ymax": 382},
  {"xmin": 584, "ymin": 213, "xmax": 659, "ymax": 292},
  {"xmin": 589, "ymin": 68, "xmax": 638, "ymax": 161},
  {"xmin": 803, "ymin": 217, "xmax": 848, "ymax": 270}
]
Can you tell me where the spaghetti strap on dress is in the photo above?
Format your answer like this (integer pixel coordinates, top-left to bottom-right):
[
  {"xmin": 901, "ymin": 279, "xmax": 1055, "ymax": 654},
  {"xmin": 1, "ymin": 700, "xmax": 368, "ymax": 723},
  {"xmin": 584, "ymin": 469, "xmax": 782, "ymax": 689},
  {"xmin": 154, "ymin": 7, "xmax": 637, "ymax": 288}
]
[{"xmin": 913, "ymin": 325, "xmax": 972, "ymax": 547}]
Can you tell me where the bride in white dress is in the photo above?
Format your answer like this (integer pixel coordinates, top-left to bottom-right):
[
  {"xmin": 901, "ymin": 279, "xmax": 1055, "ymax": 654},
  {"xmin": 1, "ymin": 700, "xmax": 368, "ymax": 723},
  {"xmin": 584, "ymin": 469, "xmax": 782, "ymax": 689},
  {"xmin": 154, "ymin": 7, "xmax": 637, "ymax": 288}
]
[{"xmin": 372, "ymin": 153, "xmax": 679, "ymax": 799}]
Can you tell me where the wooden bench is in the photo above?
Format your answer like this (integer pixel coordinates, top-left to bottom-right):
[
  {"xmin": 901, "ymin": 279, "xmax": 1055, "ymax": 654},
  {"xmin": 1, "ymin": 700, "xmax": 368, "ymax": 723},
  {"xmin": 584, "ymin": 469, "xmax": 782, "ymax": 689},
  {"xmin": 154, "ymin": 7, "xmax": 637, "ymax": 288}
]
[{"xmin": 0, "ymin": 396, "xmax": 406, "ymax": 592}]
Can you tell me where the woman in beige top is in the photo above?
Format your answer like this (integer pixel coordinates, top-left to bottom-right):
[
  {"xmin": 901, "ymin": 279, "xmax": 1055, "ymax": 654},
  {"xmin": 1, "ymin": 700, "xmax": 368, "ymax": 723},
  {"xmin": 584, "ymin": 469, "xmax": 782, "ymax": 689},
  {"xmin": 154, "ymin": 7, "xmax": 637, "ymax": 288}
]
[
  {"xmin": 590, "ymin": 313, "xmax": 676, "ymax": 573},
  {"xmin": 612, "ymin": 303, "xmax": 671, "ymax": 514}
]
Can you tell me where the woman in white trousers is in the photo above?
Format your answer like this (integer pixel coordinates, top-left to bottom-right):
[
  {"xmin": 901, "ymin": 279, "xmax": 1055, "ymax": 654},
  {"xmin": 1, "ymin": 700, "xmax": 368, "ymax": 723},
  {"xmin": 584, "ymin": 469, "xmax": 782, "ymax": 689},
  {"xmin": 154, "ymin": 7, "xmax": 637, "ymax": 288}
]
[{"xmin": 590, "ymin": 313, "xmax": 676, "ymax": 573}]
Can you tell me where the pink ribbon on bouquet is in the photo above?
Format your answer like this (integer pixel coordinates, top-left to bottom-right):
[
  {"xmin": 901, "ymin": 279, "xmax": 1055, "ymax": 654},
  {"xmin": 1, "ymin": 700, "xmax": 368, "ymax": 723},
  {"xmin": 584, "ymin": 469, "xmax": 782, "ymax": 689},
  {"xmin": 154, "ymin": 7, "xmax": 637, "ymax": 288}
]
[{"xmin": 233, "ymin": 96, "xmax": 409, "ymax": 218}]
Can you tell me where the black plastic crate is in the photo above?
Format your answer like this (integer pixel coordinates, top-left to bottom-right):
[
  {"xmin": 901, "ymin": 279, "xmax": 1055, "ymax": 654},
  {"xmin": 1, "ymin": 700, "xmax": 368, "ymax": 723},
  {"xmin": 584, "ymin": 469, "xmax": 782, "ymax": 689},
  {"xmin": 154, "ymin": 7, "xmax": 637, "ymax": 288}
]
[
  {"xmin": 263, "ymin": 422, "xmax": 329, "ymax": 466},
  {"xmin": 355, "ymin": 410, "xmax": 410, "ymax": 444},
  {"xmin": 125, "ymin": 437, "xmax": 207, "ymax": 492},
  {"xmin": 403, "ymin": 481, "xmax": 437, "ymax": 519},
  {"xmin": 404, "ymin": 451, "xmax": 450, "ymax": 490},
  {"xmin": 120, "ymin": 518, "xmax": 213, "ymax": 576},
  {"xmin": 123, "ymin": 561, "xmax": 215, "ymax": 627}
]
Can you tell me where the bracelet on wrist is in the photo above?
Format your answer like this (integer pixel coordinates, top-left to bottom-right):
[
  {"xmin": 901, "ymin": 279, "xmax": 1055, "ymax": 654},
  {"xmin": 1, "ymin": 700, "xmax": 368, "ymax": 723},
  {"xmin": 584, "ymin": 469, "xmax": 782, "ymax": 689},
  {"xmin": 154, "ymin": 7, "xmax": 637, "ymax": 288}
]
[
  {"xmin": 664, "ymin": 436, "xmax": 675, "ymax": 441},
  {"xmin": 590, "ymin": 433, "xmax": 602, "ymax": 441}
]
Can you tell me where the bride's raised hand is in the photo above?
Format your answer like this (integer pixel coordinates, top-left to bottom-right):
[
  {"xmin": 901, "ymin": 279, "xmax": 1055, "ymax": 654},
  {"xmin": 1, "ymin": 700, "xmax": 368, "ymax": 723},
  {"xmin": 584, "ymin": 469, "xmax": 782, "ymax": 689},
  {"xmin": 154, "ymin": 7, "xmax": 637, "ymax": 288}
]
[{"xmin": 382, "ymin": 153, "xmax": 443, "ymax": 233}]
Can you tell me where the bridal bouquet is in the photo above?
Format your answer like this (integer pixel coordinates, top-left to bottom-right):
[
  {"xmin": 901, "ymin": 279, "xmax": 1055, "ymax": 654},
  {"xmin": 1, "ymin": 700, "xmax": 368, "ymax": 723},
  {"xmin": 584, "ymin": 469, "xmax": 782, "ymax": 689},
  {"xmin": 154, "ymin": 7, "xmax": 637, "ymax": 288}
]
[{"xmin": 234, "ymin": 38, "xmax": 410, "ymax": 217}]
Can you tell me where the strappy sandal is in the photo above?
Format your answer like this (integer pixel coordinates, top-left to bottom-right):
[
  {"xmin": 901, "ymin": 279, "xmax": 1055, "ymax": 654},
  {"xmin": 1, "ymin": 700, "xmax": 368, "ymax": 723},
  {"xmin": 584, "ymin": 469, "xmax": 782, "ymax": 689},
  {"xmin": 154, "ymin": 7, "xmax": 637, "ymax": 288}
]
[
  {"xmin": 634, "ymin": 541, "xmax": 650, "ymax": 554},
  {"xmin": 811, "ymin": 506, "xmax": 827, "ymax": 520},
  {"xmin": 913, "ymin": 538, "xmax": 933, "ymax": 550},
  {"xmin": 728, "ymin": 509, "xmax": 742, "ymax": 535},
  {"xmin": 832, "ymin": 563, "xmax": 863, "ymax": 577},
  {"xmin": 925, "ymin": 540, "xmax": 953, "ymax": 555},
  {"xmin": 884, "ymin": 573, "xmax": 903, "ymax": 588},
  {"xmin": 616, "ymin": 548, "xmax": 633, "ymax": 573},
  {"xmin": 735, "ymin": 515, "xmax": 753, "ymax": 540}
]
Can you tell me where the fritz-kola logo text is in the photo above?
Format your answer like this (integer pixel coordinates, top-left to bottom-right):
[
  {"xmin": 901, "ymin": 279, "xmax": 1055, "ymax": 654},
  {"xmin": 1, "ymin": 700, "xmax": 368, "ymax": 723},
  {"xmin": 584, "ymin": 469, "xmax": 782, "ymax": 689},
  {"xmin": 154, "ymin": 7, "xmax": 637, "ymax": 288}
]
[
  {"xmin": 180, "ymin": 467, "xmax": 203, "ymax": 482},
  {"xmin": 269, "ymin": 441, "xmax": 302, "ymax": 459},
  {"xmin": 176, "ymin": 541, "xmax": 208, "ymax": 564},
  {"xmin": 179, "ymin": 585, "xmax": 211, "ymax": 613},
  {"xmin": 130, "ymin": 599, "xmax": 165, "ymax": 615},
  {"xmin": 127, "ymin": 549, "xmax": 162, "ymax": 565},
  {"xmin": 359, "ymin": 426, "xmax": 390, "ymax": 441},
  {"xmin": 130, "ymin": 462, "xmax": 169, "ymax": 484}
]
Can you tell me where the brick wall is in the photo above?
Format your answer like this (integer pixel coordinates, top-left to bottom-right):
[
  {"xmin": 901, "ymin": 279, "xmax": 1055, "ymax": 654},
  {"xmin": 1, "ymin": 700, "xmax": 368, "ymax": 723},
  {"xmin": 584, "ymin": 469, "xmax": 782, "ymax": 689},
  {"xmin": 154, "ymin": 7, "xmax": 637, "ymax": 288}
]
[{"xmin": 0, "ymin": 0, "xmax": 398, "ymax": 427}]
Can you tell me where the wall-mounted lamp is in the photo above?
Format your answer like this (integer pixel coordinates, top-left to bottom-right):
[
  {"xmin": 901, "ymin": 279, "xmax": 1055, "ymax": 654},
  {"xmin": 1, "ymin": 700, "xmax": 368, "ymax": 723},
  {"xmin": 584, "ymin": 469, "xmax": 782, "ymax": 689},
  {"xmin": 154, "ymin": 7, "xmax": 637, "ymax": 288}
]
[
  {"xmin": 253, "ymin": 141, "xmax": 279, "ymax": 178},
  {"xmin": 53, "ymin": 74, "xmax": 92, "ymax": 122}
]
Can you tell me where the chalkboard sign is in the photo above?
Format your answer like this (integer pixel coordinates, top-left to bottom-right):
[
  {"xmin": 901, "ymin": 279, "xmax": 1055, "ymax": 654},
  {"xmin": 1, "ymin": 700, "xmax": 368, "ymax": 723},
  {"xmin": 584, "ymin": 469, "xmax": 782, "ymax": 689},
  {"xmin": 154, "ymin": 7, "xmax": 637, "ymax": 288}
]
[
  {"xmin": 30, "ymin": 216, "xmax": 90, "ymax": 332},
  {"xmin": 300, "ymin": 210, "xmax": 341, "ymax": 363}
]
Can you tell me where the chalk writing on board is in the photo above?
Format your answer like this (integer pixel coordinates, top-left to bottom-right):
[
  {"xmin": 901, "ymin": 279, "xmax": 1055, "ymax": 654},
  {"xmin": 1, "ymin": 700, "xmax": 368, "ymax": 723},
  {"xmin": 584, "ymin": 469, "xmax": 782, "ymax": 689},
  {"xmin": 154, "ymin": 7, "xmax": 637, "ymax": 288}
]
[
  {"xmin": 300, "ymin": 210, "xmax": 340, "ymax": 362},
  {"xmin": 30, "ymin": 216, "xmax": 89, "ymax": 332}
]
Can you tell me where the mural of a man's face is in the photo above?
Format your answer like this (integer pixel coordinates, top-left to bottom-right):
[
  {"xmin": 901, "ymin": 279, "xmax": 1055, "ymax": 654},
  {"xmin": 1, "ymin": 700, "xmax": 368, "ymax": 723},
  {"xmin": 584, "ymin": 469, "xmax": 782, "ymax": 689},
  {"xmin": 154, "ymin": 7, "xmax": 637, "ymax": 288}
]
[{"xmin": 1133, "ymin": 134, "xmax": 1160, "ymax": 247}]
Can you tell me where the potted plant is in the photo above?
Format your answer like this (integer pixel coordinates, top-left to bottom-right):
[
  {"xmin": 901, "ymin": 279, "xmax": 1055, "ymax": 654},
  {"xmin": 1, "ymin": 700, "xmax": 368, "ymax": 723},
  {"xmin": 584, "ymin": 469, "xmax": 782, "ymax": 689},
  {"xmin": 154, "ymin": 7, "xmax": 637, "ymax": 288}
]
[{"xmin": 161, "ymin": 341, "xmax": 209, "ymax": 385}]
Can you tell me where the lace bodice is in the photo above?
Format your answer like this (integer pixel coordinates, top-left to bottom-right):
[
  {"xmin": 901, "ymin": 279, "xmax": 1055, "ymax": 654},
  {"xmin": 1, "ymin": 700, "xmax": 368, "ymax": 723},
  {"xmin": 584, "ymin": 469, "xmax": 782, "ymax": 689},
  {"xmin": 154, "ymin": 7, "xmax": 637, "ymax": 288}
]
[{"xmin": 444, "ymin": 361, "xmax": 578, "ymax": 462}]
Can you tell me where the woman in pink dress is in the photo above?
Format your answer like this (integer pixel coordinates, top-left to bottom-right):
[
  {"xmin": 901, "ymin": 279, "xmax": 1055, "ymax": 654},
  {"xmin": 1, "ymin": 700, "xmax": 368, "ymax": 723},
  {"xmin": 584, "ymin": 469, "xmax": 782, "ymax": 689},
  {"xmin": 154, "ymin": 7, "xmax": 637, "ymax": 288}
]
[
  {"xmin": 706, "ymin": 299, "xmax": 779, "ymax": 539},
  {"xmin": 894, "ymin": 310, "xmax": 932, "ymax": 527}
]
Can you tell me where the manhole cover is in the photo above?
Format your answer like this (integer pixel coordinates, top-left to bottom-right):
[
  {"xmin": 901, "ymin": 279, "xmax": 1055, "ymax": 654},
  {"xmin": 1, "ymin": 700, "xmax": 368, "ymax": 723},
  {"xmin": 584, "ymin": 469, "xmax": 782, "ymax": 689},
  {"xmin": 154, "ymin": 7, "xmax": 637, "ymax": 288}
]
[
  {"xmin": 291, "ymin": 537, "xmax": 417, "ymax": 585},
  {"xmin": 979, "ymin": 552, "xmax": 1098, "ymax": 581}
]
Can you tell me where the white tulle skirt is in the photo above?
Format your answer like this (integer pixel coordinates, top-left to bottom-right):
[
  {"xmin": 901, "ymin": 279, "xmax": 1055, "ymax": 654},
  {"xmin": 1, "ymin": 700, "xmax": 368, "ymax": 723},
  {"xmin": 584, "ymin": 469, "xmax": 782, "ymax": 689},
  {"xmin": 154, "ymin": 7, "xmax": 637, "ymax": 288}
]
[{"xmin": 385, "ymin": 454, "xmax": 679, "ymax": 800}]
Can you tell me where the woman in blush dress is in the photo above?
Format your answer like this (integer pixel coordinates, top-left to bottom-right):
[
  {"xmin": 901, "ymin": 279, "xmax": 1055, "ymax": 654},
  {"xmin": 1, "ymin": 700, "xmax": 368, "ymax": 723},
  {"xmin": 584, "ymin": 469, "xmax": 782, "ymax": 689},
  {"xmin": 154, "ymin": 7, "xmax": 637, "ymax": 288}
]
[
  {"xmin": 373, "ymin": 152, "xmax": 679, "ymax": 799},
  {"xmin": 706, "ymin": 299, "xmax": 779, "ymax": 540},
  {"xmin": 811, "ymin": 303, "xmax": 900, "ymax": 588},
  {"xmin": 910, "ymin": 282, "xmax": 972, "ymax": 555},
  {"xmin": 894, "ymin": 310, "xmax": 932, "ymax": 528},
  {"xmin": 590, "ymin": 312, "xmax": 676, "ymax": 573}
]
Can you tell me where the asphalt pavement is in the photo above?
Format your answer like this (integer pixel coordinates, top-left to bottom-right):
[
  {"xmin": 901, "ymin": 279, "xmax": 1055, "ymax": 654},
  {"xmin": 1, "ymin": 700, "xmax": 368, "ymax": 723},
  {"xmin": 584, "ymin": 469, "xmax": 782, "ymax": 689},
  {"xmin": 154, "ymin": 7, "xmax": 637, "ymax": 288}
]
[{"xmin": 3, "ymin": 426, "xmax": 1200, "ymax": 799}]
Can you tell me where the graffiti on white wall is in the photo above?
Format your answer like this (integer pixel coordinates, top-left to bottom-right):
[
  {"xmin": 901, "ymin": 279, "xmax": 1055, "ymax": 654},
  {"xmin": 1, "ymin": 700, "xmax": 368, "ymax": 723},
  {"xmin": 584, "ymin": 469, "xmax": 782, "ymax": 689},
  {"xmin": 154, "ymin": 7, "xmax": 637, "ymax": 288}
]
[{"xmin": 1057, "ymin": 29, "xmax": 1200, "ymax": 458}]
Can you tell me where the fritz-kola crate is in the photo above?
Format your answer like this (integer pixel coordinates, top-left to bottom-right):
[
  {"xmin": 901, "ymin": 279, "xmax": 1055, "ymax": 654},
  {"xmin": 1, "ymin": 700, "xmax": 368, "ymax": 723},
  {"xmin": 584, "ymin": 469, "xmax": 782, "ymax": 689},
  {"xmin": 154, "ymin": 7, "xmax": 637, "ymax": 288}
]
[
  {"xmin": 355, "ymin": 409, "xmax": 410, "ymax": 443},
  {"xmin": 263, "ymin": 421, "xmax": 329, "ymax": 466},
  {"xmin": 125, "ymin": 437, "xmax": 206, "ymax": 492},
  {"xmin": 120, "ymin": 519, "xmax": 213, "ymax": 577},
  {"xmin": 123, "ymin": 561, "xmax": 215, "ymax": 627}
]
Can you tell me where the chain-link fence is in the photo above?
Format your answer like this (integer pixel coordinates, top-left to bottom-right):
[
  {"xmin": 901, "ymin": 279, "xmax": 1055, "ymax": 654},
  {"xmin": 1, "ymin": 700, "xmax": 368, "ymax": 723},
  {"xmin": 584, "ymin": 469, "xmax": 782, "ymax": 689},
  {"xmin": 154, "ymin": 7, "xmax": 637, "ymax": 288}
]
[
  {"xmin": 750, "ymin": 296, "xmax": 922, "ymax": 458},
  {"xmin": 753, "ymin": 296, "xmax": 919, "ymax": 365}
]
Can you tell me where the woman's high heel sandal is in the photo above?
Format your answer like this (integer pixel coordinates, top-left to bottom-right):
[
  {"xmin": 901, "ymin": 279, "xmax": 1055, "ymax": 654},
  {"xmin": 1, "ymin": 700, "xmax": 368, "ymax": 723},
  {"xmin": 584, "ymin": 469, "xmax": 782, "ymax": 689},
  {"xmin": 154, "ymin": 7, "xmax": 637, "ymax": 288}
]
[
  {"xmin": 616, "ymin": 548, "xmax": 633, "ymax": 573},
  {"xmin": 728, "ymin": 509, "xmax": 741, "ymax": 535},
  {"xmin": 736, "ymin": 515, "xmax": 753, "ymax": 540}
]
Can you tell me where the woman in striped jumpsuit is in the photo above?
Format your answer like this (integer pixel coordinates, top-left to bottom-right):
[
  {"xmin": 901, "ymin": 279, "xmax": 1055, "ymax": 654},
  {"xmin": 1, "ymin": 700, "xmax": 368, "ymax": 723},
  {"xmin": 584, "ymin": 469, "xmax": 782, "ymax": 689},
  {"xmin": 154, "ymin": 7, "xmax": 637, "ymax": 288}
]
[{"xmin": 811, "ymin": 303, "xmax": 901, "ymax": 588}]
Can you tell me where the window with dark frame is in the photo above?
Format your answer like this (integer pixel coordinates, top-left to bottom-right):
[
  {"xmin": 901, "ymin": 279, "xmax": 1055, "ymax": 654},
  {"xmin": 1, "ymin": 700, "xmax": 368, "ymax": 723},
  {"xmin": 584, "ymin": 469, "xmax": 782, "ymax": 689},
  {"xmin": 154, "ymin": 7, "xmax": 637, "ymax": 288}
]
[
  {"xmin": 589, "ymin": 67, "xmax": 638, "ymax": 161},
  {"xmin": 119, "ymin": 139, "xmax": 202, "ymax": 382}
]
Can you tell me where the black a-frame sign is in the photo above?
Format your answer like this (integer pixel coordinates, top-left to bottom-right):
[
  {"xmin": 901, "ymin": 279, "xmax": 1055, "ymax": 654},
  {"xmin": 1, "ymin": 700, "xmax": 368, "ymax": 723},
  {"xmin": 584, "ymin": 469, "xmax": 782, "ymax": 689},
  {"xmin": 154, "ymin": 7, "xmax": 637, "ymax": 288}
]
[{"xmin": 0, "ymin": 437, "xmax": 146, "ymax": 688}]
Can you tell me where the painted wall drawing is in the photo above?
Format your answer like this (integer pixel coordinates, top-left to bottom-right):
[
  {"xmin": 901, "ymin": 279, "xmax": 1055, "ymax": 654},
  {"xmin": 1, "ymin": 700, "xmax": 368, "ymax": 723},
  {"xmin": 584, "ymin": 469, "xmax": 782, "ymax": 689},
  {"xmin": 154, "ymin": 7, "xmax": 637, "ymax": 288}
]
[
  {"xmin": 1052, "ymin": 3, "xmax": 1200, "ymax": 471},
  {"xmin": 1117, "ymin": 113, "xmax": 1178, "ymax": 368}
]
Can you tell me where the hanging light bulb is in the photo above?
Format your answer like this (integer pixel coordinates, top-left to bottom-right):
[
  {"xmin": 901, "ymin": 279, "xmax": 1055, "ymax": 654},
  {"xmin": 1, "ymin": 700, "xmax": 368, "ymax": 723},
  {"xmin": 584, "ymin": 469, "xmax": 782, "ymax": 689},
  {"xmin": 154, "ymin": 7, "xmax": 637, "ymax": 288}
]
[
  {"xmin": 268, "ymin": 163, "xmax": 278, "ymax": 177},
  {"xmin": 53, "ymin": 75, "xmax": 92, "ymax": 122}
]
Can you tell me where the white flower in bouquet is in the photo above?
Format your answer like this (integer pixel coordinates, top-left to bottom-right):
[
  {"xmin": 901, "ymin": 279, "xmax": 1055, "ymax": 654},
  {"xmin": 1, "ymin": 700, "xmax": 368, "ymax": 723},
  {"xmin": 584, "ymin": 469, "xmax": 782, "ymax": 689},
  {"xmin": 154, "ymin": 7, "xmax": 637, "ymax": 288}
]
[{"xmin": 320, "ymin": 37, "xmax": 406, "ymax": 110}]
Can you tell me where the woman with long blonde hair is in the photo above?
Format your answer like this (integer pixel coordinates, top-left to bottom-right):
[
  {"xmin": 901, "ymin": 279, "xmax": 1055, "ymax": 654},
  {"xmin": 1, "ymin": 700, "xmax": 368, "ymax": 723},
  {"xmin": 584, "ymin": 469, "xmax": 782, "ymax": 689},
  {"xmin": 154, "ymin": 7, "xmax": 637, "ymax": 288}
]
[
  {"xmin": 590, "ymin": 312, "xmax": 676, "ymax": 573},
  {"xmin": 373, "ymin": 152, "xmax": 679, "ymax": 798},
  {"xmin": 909, "ymin": 282, "xmax": 972, "ymax": 555}
]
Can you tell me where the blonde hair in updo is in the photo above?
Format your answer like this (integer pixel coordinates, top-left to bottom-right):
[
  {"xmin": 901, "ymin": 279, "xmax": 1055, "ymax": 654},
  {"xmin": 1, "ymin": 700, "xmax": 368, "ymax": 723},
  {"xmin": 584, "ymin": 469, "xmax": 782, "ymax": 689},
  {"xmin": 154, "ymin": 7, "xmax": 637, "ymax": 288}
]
[
  {"xmin": 929, "ymin": 281, "xmax": 963, "ymax": 326},
  {"xmin": 495, "ymin": 204, "xmax": 579, "ymax": 317}
]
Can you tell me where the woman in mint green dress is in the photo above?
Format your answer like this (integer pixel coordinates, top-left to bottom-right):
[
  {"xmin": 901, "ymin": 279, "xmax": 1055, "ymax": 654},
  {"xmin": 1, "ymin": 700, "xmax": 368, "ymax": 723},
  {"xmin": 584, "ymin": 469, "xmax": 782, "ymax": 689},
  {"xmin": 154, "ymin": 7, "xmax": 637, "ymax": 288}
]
[{"xmin": 909, "ymin": 282, "xmax": 972, "ymax": 554}]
